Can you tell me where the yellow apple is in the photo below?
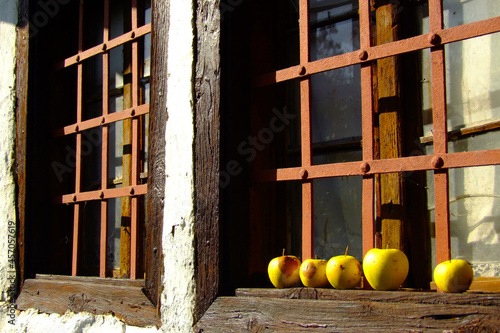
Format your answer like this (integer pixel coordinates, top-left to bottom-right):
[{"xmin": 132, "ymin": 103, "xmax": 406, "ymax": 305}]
[
  {"xmin": 363, "ymin": 248, "xmax": 409, "ymax": 291},
  {"xmin": 268, "ymin": 252, "xmax": 301, "ymax": 288},
  {"xmin": 434, "ymin": 259, "xmax": 473, "ymax": 293},
  {"xmin": 300, "ymin": 259, "xmax": 329, "ymax": 288},
  {"xmin": 326, "ymin": 254, "xmax": 362, "ymax": 289}
]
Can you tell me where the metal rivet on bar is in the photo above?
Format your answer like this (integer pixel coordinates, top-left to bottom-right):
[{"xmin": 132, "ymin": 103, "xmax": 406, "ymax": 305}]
[
  {"xmin": 74, "ymin": 124, "xmax": 79, "ymax": 132},
  {"xmin": 72, "ymin": 195, "xmax": 77, "ymax": 202},
  {"xmin": 101, "ymin": 116, "xmax": 106, "ymax": 124},
  {"xmin": 428, "ymin": 33, "xmax": 441, "ymax": 46},
  {"xmin": 99, "ymin": 191, "xmax": 105, "ymax": 199},
  {"xmin": 130, "ymin": 109, "xmax": 136, "ymax": 116},
  {"xmin": 130, "ymin": 187, "xmax": 135, "ymax": 195},
  {"xmin": 432, "ymin": 156, "xmax": 444, "ymax": 169},
  {"xmin": 360, "ymin": 162, "xmax": 370, "ymax": 174},
  {"xmin": 76, "ymin": 55, "xmax": 80, "ymax": 62},
  {"xmin": 300, "ymin": 169, "xmax": 308, "ymax": 180},
  {"xmin": 298, "ymin": 66, "xmax": 307, "ymax": 76},
  {"xmin": 102, "ymin": 43, "xmax": 107, "ymax": 51},
  {"xmin": 130, "ymin": 31, "xmax": 136, "ymax": 39},
  {"xmin": 358, "ymin": 50, "xmax": 369, "ymax": 61}
]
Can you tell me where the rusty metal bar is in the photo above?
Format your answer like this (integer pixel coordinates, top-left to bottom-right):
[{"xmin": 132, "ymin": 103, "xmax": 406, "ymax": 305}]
[
  {"xmin": 57, "ymin": 184, "xmax": 148, "ymax": 204},
  {"xmin": 429, "ymin": 0, "xmax": 451, "ymax": 265},
  {"xmin": 359, "ymin": 0, "xmax": 375, "ymax": 257},
  {"xmin": 299, "ymin": 0, "xmax": 313, "ymax": 260},
  {"xmin": 72, "ymin": 0, "xmax": 85, "ymax": 277},
  {"xmin": 53, "ymin": 104, "xmax": 149, "ymax": 137},
  {"xmin": 253, "ymin": 16, "xmax": 500, "ymax": 88},
  {"xmin": 56, "ymin": 23, "xmax": 152, "ymax": 70},
  {"xmin": 100, "ymin": 0, "xmax": 111, "ymax": 278},
  {"xmin": 254, "ymin": 149, "xmax": 500, "ymax": 182}
]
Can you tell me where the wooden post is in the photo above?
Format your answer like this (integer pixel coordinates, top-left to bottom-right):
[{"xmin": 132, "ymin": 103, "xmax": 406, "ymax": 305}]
[
  {"xmin": 120, "ymin": 0, "xmax": 133, "ymax": 278},
  {"xmin": 375, "ymin": 1, "xmax": 405, "ymax": 251}
]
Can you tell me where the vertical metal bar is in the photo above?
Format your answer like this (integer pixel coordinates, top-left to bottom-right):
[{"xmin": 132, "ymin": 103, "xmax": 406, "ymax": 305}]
[
  {"xmin": 429, "ymin": 0, "xmax": 451, "ymax": 264},
  {"xmin": 299, "ymin": 0, "xmax": 313, "ymax": 260},
  {"xmin": 130, "ymin": 0, "xmax": 139, "ymax": 279},
  {"xmin": 100, "ymin": 0, "xmax": 110, "ymax": 278},
  {"xmin": 72, "ymin": 0, "xmax": 85, "ymax": 276},
  {"xmin": 359, "ymin": 0, "xmax": 375, "ymax": 257}
]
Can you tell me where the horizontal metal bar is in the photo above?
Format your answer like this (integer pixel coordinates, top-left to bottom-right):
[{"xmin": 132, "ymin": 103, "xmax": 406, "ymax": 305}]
[
  {"xmin": 55, "ymin": 23, "xmax": 151, "ymax": 70},
  {"xmin": 253, "ymin": 149, "xmax": 500, "ymax": 182},
  {"xmin": 253, "ymin": 16, "xmax": 500, "ymax": 87},
  {"xmin": 53, "ymin": 104, "xmax": 149, "ymax": 137},
  {"xmin": 54, "ymin": 184, "xmax": 147, "ymax": 204}
]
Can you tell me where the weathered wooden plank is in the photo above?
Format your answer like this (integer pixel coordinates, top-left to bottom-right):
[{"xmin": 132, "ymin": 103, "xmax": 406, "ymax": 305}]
[
  {"xmin": 195, "ymin": 296, "xmax": 500, "ymax": 332},
  {"xmin": 236, "ymin": 288, "xmax": 500, "ymax": 307},
  {"xmin": 145, "ymin": 0, "xmax": 169, "ymax": 308},
  {"xmin": 15, "ymin": 0, "xmax": 30, "ymax": 290},
  {"xmin": 194, "ymin": 0, "xmax": 221, "ymax": 323},
  {"xmin": 16, "ymin": 277, "xmax": 160, "ymax": 327}
]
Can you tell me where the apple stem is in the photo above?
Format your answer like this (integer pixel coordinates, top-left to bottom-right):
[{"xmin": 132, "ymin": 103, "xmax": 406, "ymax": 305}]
[
  {"xmin": 345, "ymin": 245, "xmax": 349, "ymax": 257},
  {"xmin": 315, "ymin": 254, "xmax": 317, "ymax": 259},
  {"xmin": 282, "ymin": 248, "xmax": 285, "ymax": 256}
]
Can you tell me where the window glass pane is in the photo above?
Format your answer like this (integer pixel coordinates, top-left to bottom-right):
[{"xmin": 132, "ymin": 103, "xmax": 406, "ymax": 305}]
[
  {"xmin": 443, "ymin": 0, "xmax": 500, "ymax": 29},
  {"xmin": 108, "ymin": 120, "xmax": 124, "ymax": 184},
  {"xmin": 80, "ymin": 200, "xmax": 101, "ymax": 276},
  {"xmin": 83, "ymin": 2, "xmax": 104, "ymax": 49},
  {"xmin": 311, "ymin": 66, "xmax": 362, "ymax": 164},
  {"xmin": 309, "ymin": 0, "xmax": 359, "ymax": 61},
  {"xmin": 313, "ymin": 176, "xmax": 363, "ymax": 261},
  {"xmin": 107, "ymin": 196, "xmax": 122, "ymax": 277},
  {"xmin": 81, "ymin": 128, "xmax": 102, "ymax": 192},
  {"xmin": 445, "ymin": 33, "xmax": 500, "ymax": 145},
  {"xmin": 83, "ymin": 56, "xmax": 103, "ymax": 120},
  {"xmin": 429, "ymin": 166, "xmax": 500, "ymax": 278},
  {"xmin": 110, "ymin": 0, "xmax": 125, "ymax": 39}
]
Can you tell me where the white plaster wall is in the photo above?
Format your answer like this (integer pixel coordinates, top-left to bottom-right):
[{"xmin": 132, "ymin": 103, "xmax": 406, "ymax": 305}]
[
  {"xmin": 0, "ymin": 0, "xmax": 19, "ymax": 301},
  {"xmin": 159, "ymin": 0, "xmax": 197, "ymax": 330}
]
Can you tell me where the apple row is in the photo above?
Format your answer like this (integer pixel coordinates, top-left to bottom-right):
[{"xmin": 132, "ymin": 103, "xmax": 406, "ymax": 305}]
[{"xmin": 268, "ymin": 248, "xmax": 474, "ymax": 293}]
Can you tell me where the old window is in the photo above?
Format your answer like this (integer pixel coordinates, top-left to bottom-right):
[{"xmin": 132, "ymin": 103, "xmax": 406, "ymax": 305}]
[
  {"xmin": 221, "ymin": 0, "xmax": 500, "ymax": 292},
  {"xmin": 16, "ymin": 0, "xmax": 159, "ymax": 325}
]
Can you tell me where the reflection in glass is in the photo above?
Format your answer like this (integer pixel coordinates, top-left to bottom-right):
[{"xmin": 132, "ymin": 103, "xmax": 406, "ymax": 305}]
[
  {"xmin": 309, "ymin": 0, "xmax": 359, "ymax": 61},
  {"xmin": 313, "ymin": 176, "xmax": 363, "ymax": 260}
]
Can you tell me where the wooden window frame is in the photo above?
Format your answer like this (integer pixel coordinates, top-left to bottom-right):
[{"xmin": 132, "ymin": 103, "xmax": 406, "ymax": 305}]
[
  {"xmin": 14, "ymin": 0, "xmax": 163, "ymax": 326},
  {"xmin": 193, "ymin": 0, "xmax": 500, "ymax": 329}
]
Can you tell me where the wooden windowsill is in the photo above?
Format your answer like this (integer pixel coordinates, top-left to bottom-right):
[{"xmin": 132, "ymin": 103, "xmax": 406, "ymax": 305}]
[
  {"xmin": 16, "ymin": 274, "xmax": 161, "ymax": 327},
  {"xmin": 195, "ymin": 288, "xmax": 500, "ymax": 332}
]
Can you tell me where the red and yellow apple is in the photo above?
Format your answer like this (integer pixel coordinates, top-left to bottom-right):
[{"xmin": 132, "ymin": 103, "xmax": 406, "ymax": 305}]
[
  {"xmin": 300, "ymin": 258, "xmax": 329, "ymax": 288},
  {"xmin": 363, "ymin": 248, "xmax": 409, "ymax": 291},
  {"xmin": 326, "ymin": 252, "xmax": 362, "ymax": 289},
  {"xmin": 434, "ymin": 259, "xmax": 473, "ymax": 293},
  {"xmin": 268, "ymin": 251, "xmax": 301, "ymax": 288}
]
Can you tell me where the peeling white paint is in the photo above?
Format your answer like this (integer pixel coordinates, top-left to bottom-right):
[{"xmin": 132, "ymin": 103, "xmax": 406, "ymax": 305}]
[{"xmin": 0, "ymin": 0, "xmax": 19, "ymax": 302}]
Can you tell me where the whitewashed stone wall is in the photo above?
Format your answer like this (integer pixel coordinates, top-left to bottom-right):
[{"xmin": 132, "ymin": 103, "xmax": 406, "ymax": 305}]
[{"xmin": 0, "ymin": 0, "xmax": 197, "ymax": 331}]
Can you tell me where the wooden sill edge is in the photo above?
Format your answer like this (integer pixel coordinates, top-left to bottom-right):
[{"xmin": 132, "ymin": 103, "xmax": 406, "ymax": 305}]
[{"xmin": 16, "ymin": 275, "xmax": 161, "ymax": 328}]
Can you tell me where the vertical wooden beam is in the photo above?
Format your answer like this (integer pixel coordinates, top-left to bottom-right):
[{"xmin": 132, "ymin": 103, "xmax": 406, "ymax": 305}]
[
  {"xmin": 121, "ymin": 0, "xmax": 133, "ymax": 278},
  {"xmin": 146, "ymin": 0, "xmax": 169, "ymax": 307},
  {"xmin": 375, "ymin": 1, "xmax": 405, "ymax": 251},
  {"xmin": 194, "ymin": 0, "xmax": 221, "ymax": 322},
  {"xmin": 15, "ymin": 0, "xmax": 30, "ymax": 289}
]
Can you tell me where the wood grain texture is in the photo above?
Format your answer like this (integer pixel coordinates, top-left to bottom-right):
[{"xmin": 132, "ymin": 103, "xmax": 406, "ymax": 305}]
[
  {"xmin": 195, "ymin": 294, "xmax": 500, "ymax": 332},
  {"xmin": 15, "ymin": 0, "xmax": 30, "ymax": 289},
  {"xmin": 145, "ymin": 0, "xmax": 169, "ymax": 308},
  {"xmin": 235, "ymin": 288, "xmax": 500, "ymax": 306},
  {"xmin": 16, "ymin": 276, "xmax": 160, "ymax": 327},
  {"xmin": 194, "ymin": 0, "xmax": 221, "ymax": 323}
]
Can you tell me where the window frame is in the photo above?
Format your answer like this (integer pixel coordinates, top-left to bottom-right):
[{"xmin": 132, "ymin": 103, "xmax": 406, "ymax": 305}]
[{"xmin": 14, "ymin": 0, "xmax": 164, "ymax": 325}]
